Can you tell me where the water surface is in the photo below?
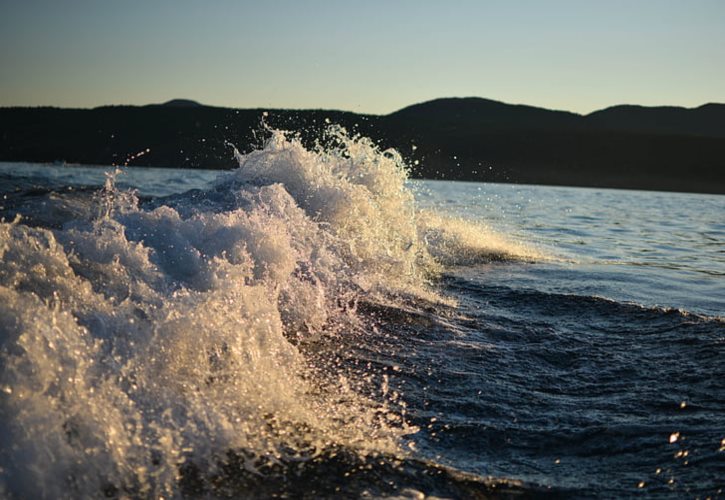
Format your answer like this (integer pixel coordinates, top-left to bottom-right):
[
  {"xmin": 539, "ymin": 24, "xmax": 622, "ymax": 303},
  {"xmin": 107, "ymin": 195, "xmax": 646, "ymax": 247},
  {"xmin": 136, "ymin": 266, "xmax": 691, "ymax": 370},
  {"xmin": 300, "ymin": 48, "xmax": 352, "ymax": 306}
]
[{"xmin": 0, "ymin": 142, "xmax": 723, "ymax": 498}]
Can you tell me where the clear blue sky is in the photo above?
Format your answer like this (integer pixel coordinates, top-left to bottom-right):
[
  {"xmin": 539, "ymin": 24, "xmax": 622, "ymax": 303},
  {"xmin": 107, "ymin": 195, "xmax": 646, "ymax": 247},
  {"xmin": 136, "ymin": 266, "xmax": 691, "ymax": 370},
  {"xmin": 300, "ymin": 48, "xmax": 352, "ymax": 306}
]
[{"xmin": 1, "ymin": 0, "xmax": 723, "ymax": 114}]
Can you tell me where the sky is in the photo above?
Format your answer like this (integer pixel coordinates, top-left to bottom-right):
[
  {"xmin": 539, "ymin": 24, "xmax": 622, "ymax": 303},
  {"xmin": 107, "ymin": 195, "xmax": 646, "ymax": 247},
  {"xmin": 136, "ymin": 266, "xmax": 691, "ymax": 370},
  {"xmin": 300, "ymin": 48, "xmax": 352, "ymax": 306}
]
[{"xmin": 1, "ymin": 0, "xmax": 724, "ymax": 114}]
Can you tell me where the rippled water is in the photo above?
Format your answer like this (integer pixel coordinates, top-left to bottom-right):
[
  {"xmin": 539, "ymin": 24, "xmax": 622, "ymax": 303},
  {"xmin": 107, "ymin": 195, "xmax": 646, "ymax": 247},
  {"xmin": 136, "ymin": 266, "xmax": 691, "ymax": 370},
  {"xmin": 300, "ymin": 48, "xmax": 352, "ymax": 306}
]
[
  {"xmin": 417, "ymin": 181, "xmax": 725, "ymax": 316},
  {"xmin": 0, "ymin": 139, "xmax": 723, "ymax": 499}
]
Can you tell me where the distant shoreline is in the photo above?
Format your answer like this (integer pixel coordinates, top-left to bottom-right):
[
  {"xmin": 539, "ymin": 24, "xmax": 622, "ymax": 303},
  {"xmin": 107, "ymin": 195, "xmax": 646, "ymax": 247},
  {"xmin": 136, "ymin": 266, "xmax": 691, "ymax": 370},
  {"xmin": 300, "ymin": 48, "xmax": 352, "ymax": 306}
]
[
  {"xmin": 2, "ymin": 160, "xmax": 721, "ymax": 197},
  {"xmin": 2, "ymin": 97, "xmax": 724, "ymax": 194}
]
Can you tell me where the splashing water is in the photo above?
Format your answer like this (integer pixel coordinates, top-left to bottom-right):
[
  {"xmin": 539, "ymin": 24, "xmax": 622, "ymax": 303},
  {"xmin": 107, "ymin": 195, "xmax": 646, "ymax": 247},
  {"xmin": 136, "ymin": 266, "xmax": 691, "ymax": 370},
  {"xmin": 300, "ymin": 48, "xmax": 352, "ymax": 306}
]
[{"xmin": 0, "ymin": 127, "xmax": 536, "ymax": 498}]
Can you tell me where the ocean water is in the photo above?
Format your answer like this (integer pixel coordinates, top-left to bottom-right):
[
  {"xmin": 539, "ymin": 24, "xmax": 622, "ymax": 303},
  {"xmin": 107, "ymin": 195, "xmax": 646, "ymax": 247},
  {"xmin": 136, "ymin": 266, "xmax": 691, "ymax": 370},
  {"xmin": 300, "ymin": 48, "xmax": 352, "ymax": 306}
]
[{"xmin": 0, "ymin": 129, "xmax": 723, "ymax": 499}]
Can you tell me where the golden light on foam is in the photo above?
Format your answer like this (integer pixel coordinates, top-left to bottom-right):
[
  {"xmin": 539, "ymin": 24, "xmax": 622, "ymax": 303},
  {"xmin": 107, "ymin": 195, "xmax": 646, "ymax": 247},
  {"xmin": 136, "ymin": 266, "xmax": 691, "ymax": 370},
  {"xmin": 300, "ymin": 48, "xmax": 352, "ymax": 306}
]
[{"xmin": 669, "ymin": 432, "xmax": 680, "ymax": 443}]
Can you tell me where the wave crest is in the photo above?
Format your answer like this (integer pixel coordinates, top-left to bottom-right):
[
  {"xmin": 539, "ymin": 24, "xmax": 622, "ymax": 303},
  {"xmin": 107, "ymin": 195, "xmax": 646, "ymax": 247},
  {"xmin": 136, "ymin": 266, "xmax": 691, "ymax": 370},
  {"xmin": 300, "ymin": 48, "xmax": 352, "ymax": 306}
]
[{"xmin": 0, "ymin": 127, "xmax": 432, "ymax": 497}]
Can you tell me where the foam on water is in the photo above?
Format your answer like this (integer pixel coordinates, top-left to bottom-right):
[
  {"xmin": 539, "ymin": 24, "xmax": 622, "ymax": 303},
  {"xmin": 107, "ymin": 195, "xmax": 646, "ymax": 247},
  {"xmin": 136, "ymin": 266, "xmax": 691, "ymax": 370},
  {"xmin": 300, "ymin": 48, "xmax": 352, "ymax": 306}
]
[{"xmin": 0, "ymin": 127, "xmax": 537, "ymax": 497}]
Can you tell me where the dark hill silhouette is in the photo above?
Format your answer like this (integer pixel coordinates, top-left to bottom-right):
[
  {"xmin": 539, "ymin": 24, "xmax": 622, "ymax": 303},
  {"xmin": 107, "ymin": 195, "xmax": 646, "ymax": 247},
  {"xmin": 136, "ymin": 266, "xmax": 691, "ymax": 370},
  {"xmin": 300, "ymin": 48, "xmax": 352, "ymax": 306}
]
[
  {"xmin": 380, "ymin": 98, "xmax": 725, "ymax": 193},
  {"xmin": 1, "ymin": 97, "xmax": 724, "ymax": 194},
  {"xmin": 586, "ymin": 103, "xmax": 725, "ymax": 137},
  {"xmin": 390, "ymin": 97, "xmax": 582, "ymax": 130},
  {"xmin": 158, "ymin": 99, "xmax": 203, "ymax": 107}
]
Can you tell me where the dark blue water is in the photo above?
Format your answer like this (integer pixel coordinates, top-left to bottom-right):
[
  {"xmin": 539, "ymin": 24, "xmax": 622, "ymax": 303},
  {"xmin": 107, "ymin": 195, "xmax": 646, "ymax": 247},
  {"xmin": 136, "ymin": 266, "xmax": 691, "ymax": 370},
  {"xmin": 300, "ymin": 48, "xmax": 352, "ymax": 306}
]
[
  {"xmin": 408, "ymin": 181, "xmax": 725, "ymax": 497},
  {"xmin": 0, "ymin": 152, "xmax": 723, "ymax": 499}
]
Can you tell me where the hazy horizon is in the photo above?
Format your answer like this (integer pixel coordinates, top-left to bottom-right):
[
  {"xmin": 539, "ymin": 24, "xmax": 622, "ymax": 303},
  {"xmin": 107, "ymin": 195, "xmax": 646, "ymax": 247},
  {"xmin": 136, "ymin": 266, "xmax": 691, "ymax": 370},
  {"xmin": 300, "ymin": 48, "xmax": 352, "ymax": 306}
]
[
  {"xmin": 2, "ymin": 94, "xmax": 725, "ymax": 116},
  {"xmin": 2, "ymin": 0, "xmax": 724, "ymax": 114}
]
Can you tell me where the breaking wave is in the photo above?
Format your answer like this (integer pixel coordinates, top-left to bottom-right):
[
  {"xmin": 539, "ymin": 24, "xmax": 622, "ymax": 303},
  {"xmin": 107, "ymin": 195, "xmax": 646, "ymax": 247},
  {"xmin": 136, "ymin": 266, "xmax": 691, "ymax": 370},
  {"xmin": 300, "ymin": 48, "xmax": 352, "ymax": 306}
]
[{"xmin": 0, "ymin": 127, "xmax": 537, "ymax": 498}]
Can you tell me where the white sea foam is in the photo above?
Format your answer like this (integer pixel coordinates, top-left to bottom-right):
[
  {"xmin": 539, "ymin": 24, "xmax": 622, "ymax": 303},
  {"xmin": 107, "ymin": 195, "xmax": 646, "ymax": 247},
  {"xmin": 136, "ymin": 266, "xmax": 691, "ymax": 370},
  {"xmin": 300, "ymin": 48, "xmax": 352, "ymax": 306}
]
[{"xmin": 0, "ymin": 127, "xmax": 536, "ymax": 498}]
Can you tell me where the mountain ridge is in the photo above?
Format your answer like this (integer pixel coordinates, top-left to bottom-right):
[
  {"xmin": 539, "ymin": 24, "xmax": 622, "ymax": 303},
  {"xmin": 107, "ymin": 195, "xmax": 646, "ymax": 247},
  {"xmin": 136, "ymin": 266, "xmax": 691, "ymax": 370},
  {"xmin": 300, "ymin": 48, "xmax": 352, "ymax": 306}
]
[{"xmin": 1, "ymin": 97, "xmax": 724, "ymax": 194}]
